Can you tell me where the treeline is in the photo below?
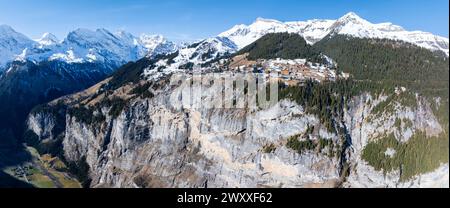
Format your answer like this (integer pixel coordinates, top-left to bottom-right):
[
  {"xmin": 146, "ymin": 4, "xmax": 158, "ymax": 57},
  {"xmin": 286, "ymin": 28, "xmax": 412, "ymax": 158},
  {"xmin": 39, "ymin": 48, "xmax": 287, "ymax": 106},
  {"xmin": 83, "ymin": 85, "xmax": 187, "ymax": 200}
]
[{"xmin": 107, "ymin": 58, "xmax": 157, "ymax": 90}]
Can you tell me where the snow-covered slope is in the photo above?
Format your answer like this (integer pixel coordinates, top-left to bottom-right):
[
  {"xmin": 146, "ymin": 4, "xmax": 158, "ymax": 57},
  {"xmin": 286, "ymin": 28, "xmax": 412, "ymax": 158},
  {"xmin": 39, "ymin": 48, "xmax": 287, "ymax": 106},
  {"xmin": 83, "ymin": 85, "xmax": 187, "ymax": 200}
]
[
  {"xmin": 144, "ymin": 37, "xmax": 237, "ymax": 80},
  {"xmin": 219, "ymin": 12, "xmax": 449, "ymax": 55},
  {"xmin": 219, "ymin": 17, "xmax": 335, "ymax": 49},
  {"xmin": 0, "ymin": 25, "xmax": 179, "ymax": 69},
  {"xmin": 0, "ymin": 25, "xmax": 35, "ymax": 67},
  {"xmin": 173, "ymin": 37, "xmax": 237, "ymax": 65},
  {"xmin": 328, "ymin": 12, "xmax": 449, "ymax": 55},
  {"xmin": 42, "ymin": 28, "xmax": 142, "ymax": 64},
  {"xmin": 35, "ymin": 32, "xmax": 60, "ymax": 47},
  {"xmin": 139, "ymin": 34, "xmax": 178, "ymax": 57}
]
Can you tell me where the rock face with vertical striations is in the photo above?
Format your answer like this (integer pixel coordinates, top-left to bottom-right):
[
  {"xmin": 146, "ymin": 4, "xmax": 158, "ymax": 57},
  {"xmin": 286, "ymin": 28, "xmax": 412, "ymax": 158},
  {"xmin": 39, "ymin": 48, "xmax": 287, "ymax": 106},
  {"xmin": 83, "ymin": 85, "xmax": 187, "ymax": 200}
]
[{"xmin": 26, "ymin": 71, "xmax": 448, "ymax": 188}]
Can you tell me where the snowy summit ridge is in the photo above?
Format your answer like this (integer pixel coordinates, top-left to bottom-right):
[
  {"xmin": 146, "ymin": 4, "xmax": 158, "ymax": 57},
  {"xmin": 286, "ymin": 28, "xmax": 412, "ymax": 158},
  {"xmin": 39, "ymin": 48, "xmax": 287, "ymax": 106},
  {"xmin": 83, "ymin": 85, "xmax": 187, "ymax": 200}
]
[
  {"xmin": 219, "ymin": 12, "xmax": 449, "ymax": 55},
  {"xmin": 0, "ymin": 26, "xmax": 179, "ymax": 69},
  {"xmin": 35, "ymin": 32, "xmax": 60, "ymax": 47},
  {"xmin": 1, "ymin": 12, "xmax": 448, "ymax": 69}
]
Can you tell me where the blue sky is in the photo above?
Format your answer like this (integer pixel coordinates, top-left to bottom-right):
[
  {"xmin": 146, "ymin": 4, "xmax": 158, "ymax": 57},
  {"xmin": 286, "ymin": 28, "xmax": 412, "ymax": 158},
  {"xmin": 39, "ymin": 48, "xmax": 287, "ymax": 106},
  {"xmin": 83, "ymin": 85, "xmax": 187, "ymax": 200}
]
[{"xmin": 0, "ymin": 0, "xmax": 448, "ymax": 42}]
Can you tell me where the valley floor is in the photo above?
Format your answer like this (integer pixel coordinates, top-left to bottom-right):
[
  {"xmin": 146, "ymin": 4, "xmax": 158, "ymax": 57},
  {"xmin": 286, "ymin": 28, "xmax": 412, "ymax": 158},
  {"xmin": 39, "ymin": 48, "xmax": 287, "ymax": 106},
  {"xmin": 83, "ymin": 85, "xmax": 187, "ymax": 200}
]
[{"xmin": 0, "ymin": 146, "xmax": 80, "ymax": 188}]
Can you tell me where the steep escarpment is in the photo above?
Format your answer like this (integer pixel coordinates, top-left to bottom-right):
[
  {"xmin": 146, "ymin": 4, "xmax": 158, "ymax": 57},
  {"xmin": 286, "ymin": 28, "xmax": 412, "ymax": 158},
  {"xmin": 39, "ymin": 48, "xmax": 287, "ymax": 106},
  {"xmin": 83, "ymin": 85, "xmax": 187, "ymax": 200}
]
[
  {"xmin": 342, "ymin": 92, "xmax": 448, "ymax": 187},
  {"xmin": 27, "ymin": 74, "xmax": 343, "ymax": 187},
  {"xmin": 0, "ymin": 60, "xmax": 114, "ymax": 147},
  {"xmin": 25, "ymin": 33, "xmax": 449, "ymax": 188},
  {"xmin": 27, "ymin": 73, "xmax": 448, "ymax": 188}
]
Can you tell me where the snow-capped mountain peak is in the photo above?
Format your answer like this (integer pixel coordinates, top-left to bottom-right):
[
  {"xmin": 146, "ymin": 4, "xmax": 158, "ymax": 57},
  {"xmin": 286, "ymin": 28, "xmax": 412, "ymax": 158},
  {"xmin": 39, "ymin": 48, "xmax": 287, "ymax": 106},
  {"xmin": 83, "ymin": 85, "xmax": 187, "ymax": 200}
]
[
  {"xmin": 115, "ymin": 30, "xmax": 139, "ymax": 47},
  {"xmin": 139, "ymin": 34, "xmax": 166, "ymax": 49},
  {"xmin": 217, "ymin": 24, "xmax": 248, "ymax": 42},
  {"xmin": 0, "ymin": 24, "xmax": 35, "ymax": 67},
  {"xmin": 0, "ymin": 24, "xmax": 31, "ymax": 41},
  {"xmin": 218, "ymin": 17, "xmax": 288, "ymax": 49},
  {"xmin": 338, "ymin": 12, "xmax": 367, "ymax": 23},
  {"xmin": 219, "ymin": 12, "xmax": 449, "ymax": 55},
  {"xmin": 65, "ymin": 28, "xmax": 119, "ymax": 48},
  {"xmin": 328, "ymin": 12, "xmax": 379, "ymax": 37},
  {"xmin": 0, "ymin": 24, "xmax": 18, "ymax": 36},
  {"xmin": 178, "ymin": 36, "xmax": 236, "ymax": 64},
  {"xmin": 138, "ymin": 34, "xmax": 178, "ymax": 57},
  {"xmin": 328, "ymin": 13, "xmax": 449, "ymax": 55},
  {"xmin": 36, "ymin": 32, "xmax": 59, "ymax": 46},
  {"xmin": 115, "ymin": 30, "xmax": 135, "ymax": 39},
  {"xmin": 0, "ymin": 25, "xmax": 180, "ymax": 69},
  {"xmin": 219, "ymin": 16, "xmax": 338, "ymax": 49},
  {"xmin": 201, "ymin": 36, "xmax": 238, "ymax": 53},
  {"xmin": 144, "ymin": 36, "xmax": 237, "ymax": 77}
]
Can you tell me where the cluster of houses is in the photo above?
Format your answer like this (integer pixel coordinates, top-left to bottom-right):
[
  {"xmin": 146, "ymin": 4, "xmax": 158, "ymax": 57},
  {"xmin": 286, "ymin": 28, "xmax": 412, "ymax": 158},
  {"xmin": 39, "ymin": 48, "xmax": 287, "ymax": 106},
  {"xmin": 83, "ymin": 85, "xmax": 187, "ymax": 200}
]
[
  {"xmin": 227, "ymin": 57, "xmax": 350, "ymax": 85},
  {"xmin": 184, "ymin": 53, "xmax": 351, "ymax": 86},
  {"xmin": 11, "ymin": 165, "xmax": 33, "ymax": 179}
]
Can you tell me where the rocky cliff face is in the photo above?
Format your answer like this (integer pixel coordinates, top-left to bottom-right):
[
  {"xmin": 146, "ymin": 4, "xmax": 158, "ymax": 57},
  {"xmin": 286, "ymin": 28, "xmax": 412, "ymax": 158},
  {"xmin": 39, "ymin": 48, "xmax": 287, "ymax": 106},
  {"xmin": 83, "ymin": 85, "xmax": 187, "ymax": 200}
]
[
  {"xmin": 0, "ymin": 60, "xmax": 112, "ymax": 146},
  {"xmin": 27, "ymin": 75, "xmax": 340, "ymax": 188},
  {"xmin": 26, "ymin": 74, "xmax": 449, "ymax": 188},
  {"xmin": 341, "ymin": 93, "xmax": 448, "ymax": 187}
]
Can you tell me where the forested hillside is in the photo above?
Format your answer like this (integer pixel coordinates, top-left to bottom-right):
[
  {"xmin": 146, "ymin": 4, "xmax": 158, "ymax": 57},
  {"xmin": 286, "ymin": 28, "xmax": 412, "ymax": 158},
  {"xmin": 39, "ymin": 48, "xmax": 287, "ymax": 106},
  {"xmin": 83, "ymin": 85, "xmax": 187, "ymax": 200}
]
[
  {"xmin": 314, "ymin": 35, "xmax": 449, "ymax": 97},
  {"xmin": 236, "ymin": 33, "xmax": 325, "ymax": 63}
]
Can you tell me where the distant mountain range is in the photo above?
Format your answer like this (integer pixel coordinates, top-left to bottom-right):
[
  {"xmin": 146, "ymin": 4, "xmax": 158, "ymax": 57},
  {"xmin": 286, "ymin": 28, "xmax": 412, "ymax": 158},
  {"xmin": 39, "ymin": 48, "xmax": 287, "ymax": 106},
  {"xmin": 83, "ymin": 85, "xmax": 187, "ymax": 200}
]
[
  {"xmin": 135, "ymin": 12, "xmax": 450, "ymax": 80},
  {"xmin": 219, "ymin": 12, "xmax": 449, "ymax": 56},
  {"xmin": 0, "ymin": 26, "xmax": 179, "ymax": 146},
  {"xmin": 1, "ymin": 12, "xmax": 448, "ymax": 72},
  {"xmin": 0, "ymin": 25, "xmax": 179, "ymax": 70}
]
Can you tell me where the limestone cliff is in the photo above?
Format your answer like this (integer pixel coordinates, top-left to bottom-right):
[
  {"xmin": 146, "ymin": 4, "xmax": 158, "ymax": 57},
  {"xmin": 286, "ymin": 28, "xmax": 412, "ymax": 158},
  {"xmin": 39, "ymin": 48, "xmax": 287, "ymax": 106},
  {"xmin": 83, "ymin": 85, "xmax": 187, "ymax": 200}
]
[{"xmin": 26, "ymin": 74, "xmax": 449, "ymax": 188}]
